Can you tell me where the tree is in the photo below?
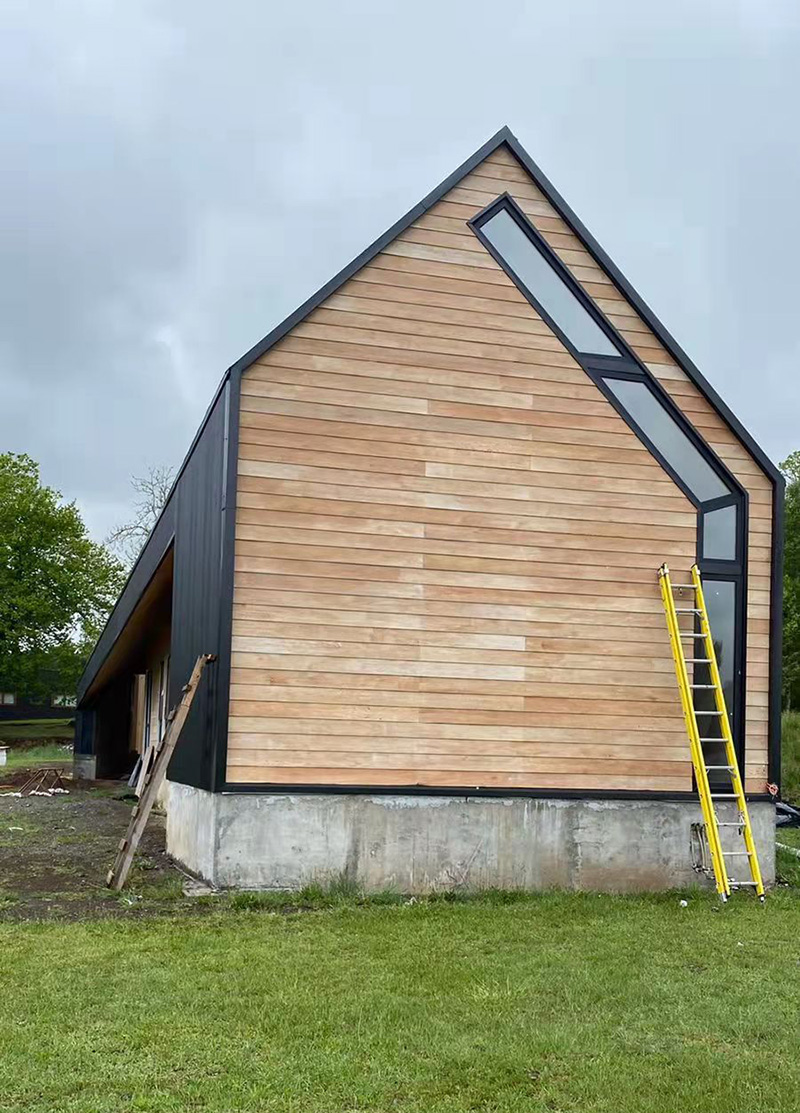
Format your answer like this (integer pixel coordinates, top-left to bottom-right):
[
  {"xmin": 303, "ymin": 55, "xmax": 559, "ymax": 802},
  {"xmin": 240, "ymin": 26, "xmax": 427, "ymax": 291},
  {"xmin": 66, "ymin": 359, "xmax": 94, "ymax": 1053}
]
[
  {"xmin": 782, "ymin": 451, "xmax": 800, "ymax": 710},
  {"xmin": 0, "ymin": 453, "xmax": 125, "ymax": 702},
  {"xmin": 105, "ymin": 465, "xmax": 175, "ymax": 568}
]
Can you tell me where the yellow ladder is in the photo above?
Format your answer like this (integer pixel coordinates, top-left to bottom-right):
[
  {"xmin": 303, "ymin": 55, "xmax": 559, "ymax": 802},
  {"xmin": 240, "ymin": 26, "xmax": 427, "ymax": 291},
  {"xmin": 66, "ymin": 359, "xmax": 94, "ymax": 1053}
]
[{"xmin": 658, "ymin": 563, "xmax": 764, "ymax": 901}]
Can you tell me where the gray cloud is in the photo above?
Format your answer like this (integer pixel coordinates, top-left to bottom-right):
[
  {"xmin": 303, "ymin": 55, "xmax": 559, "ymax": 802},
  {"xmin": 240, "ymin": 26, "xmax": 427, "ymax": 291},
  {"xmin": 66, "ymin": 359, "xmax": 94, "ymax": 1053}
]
[{"xmin": 1, "ymin": 0, "xmax": 798, "ymax": 539}]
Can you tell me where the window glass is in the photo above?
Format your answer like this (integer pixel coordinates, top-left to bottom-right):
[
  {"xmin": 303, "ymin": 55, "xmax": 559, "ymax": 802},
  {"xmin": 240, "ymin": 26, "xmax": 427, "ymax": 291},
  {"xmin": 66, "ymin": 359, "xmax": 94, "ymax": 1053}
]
[
  {"xmin": 1, "ymin": 693, "xmax": 15, "ymax": 706},
  {"xmin": 702, "ymin": 505, "xmax": 737, "ymax": 561},
  {"xmin": 480, "ymin": 209, "xmax": 621, "ymax": 357},
  {"xmin": 603, "ymin": 377, "xmax": 729, "ymax": 502},
  {"xmin": 693, "ymin": 580, "xmax": 737, "ymax": 782}
]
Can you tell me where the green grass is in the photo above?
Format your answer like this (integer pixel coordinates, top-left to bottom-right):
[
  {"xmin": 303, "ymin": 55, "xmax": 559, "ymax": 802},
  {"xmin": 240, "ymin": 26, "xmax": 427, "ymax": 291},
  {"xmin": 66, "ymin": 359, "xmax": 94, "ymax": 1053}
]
[
  {"xmin": 0, "ymin": 718, "xmax": 74, "ymax": 743},
  {"xmin": 782, "ymin": 710, "xmax": 800, "ymax": 804},
  {"xmin": 2, "ymin": 891, "xmax": 800, "ymax": 1112},
  {"xmin": 2, "ymin": 742, "xmax": 72, "ymax": 769}
]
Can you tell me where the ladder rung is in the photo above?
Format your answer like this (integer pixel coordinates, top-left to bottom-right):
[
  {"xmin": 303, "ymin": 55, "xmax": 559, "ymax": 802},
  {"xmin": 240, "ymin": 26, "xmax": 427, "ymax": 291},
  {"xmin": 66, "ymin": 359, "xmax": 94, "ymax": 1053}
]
[
  {"xmin": 686, "ymin": 658, "xmax": 710, "ymax": 664},
  {"xmin": 680, "ymin": 633, "xmax": 707, "ymax": 638},
  {"xmin": 725, "ymin": 851, "xmax": 753, "ymax": 856},
  {"xmin": 717, "ymin": 823, "xmax": 744, "ymax": 827},
  {"xmin": 675, "ymin": 608, "xmax": 702, "ymax": 614},
  {"xmin": 711, "ymin": 794, "xmax": 738, "ymax": 798},
  {"xmin": 695, "ymin": 710, "xmax": 725, "ymax": 716},
  {"xmin": 729, "ymin": 881, "xmax": 759, "ymax": 887},
  {"xmin": 705, "ymin": 765, "xmax": 734, "ymax": 771},
  {"xmin": 690, "ymin": 684, "xmax": 716, "ymax": 689},
  {"xmin": 671, "ymin": 583, "xmax": 697, "ymax": 590}
]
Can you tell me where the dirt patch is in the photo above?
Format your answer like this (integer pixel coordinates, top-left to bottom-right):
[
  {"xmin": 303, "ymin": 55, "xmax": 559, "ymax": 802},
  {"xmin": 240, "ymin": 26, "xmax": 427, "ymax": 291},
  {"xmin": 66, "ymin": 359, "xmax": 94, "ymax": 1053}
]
[{"xmin": 0, "ymin": 780, "xmax": 212, "ymax": 921}]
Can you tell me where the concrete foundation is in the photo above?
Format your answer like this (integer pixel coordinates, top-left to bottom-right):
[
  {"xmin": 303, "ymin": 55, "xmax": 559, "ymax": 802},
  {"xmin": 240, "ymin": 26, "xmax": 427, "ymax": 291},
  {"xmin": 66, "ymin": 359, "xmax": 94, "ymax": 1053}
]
[
  {"xmin": 72, "ymin": 754, "xmax": 97, "ymax": 780},
  {"xmin": 165, "ymin": 785, "xmax": 776, "ymax": 893}
]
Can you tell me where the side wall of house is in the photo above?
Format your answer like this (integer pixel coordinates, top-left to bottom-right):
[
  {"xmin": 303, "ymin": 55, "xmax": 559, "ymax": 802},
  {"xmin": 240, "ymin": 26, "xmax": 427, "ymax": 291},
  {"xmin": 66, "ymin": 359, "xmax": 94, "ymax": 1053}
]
[
  {"xmin": 225, "ymin": 146, "xmax": 773, "ymax": 795},
  {"xmin": 166, "ymin": 384, "xmax": 230, "ymax": 789}
]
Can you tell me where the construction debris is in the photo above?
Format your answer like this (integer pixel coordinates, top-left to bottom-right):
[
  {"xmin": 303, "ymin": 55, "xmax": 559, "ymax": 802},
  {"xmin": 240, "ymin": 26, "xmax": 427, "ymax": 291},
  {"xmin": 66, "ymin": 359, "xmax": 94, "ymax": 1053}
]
[
  {"xmin": 106, "ymin": 653, "xmax": 214, "ymax": 891},
  {"xmin": 0, "ymin": 768, "xmax": 70, "ymax": 798}
]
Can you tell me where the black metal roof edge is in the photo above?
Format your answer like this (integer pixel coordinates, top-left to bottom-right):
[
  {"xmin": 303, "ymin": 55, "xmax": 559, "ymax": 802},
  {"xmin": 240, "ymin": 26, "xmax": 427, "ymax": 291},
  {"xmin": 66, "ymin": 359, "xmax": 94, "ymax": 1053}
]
[
  {"xmin": 75, "ymin": 129, "xmax": 516, "ymax": 700},
  {"xmin": 500, "ymin": 130, "xmax": 783, "ymax": 491},
  {"xmin": 77, "ymin": 523, "xmax": 175, "ymax": 703},
  {"xmin": 110, "ymin": 121, "xmax": 784, "ymax": 554},
  {"xmin": 104, "ymin": 120, "xmax": 783, "ymax": 571},
  {"xmin": 223, "ymin": 126, "xmax": 518, "ymax": 380},
  {"xmin": 75, "ymin": 372, "xmax": 232, "ymax": 700}
]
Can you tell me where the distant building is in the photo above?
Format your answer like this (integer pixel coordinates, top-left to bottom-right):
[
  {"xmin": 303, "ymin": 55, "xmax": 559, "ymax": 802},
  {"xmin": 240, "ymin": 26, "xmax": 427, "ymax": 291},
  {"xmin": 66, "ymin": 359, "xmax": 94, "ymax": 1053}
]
[{"xmin": 0, "ymin": 691, "xmax": 76, "ymax": 722}]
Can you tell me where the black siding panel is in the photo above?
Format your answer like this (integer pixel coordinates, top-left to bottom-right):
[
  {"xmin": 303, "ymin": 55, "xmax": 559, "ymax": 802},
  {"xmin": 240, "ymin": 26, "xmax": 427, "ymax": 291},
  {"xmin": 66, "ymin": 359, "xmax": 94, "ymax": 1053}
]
[{"xmin": 166, "ymin": 385, "xmax": 228, "ymax": 789}]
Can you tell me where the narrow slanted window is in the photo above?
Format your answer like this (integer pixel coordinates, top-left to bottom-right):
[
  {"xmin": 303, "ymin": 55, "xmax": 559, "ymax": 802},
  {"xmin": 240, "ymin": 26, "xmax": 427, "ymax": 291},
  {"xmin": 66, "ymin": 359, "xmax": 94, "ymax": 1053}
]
[
  {"xmin": 471, "ymin": 190, "xmax": 747, "ymax": 767},
  {"xmin": 476, "ymin": 207, "xmax": 622, "ymax": 358},
  {"xmin": 602, "ymin": 376, "xmax": 729, "ymax": 503}
]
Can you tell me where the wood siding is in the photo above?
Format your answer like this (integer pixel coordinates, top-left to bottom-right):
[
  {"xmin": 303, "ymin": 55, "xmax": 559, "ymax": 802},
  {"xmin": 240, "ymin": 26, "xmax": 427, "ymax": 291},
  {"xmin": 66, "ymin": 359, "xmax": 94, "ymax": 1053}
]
[{"xmin": 226, "ymin": 145, "xmax": 773, "ymax": 795}]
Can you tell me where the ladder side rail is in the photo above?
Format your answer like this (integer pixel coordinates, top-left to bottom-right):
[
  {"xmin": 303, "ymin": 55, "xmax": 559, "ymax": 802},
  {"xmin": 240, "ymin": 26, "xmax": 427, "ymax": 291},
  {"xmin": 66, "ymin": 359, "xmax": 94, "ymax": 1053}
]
[
  {"xmin": 691, "ymin": 567, "xmax": 764, "ymax": 897},
  {"xmin": 659, "ymin": 565, "xmax": 730, "ymax": 897}
]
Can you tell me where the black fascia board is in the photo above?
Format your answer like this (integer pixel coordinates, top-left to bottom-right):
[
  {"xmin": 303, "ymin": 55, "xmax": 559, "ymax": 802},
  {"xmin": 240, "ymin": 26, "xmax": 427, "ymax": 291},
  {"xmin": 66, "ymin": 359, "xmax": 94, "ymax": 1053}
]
[
  {"xmin": 222, "ymin": 782, "xmax": 774, "ymax": 804},
  {"xmin": 501, "ymin": 130, "xmax": 783, "ymax": 490}
]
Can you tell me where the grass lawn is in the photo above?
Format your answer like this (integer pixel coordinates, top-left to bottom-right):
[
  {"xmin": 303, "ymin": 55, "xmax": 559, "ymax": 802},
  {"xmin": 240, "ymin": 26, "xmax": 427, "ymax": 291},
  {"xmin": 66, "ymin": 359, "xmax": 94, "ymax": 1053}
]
[
  {"xmin": 1, "ymin": 716, "xmax": 799, "ymax": 1111},
  {"xmin": 0, "ymin": 717, "xmax": 74, "ymax": 743},
  {"xmin": 3, "ymin": 891, "xmax": 800, "ymax": 1112},
  {"xmin": 2, "ymin": 741, "xmax": 72, "ymax": 769},
  {"xmin": 782, "ymin": 710, "xmax": 800, "ymax": 804}
]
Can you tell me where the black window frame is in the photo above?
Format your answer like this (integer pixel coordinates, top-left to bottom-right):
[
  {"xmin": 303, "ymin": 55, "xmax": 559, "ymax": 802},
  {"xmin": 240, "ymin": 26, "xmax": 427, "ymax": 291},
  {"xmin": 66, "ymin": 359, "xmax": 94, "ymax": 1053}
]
[{"xmin": 469, "ymin": 192, "xmax": 749, "ymax": 770}]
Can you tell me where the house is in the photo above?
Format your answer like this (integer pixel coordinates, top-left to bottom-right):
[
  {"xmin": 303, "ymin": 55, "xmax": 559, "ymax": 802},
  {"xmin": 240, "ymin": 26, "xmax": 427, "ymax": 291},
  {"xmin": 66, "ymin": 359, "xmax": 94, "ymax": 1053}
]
[
  {"xmin": 0, "ymin": 691, "xmax": 77, "ymax": 723},
  {"xmin": 74, "ymin": 128, "xmax": 783, "ymax": 892}
]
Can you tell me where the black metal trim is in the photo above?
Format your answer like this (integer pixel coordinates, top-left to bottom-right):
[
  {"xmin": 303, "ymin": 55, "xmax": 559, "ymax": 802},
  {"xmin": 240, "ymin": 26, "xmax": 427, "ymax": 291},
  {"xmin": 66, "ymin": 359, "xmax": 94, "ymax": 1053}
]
[
  {"xmin": 222, "ymin": 782, "xmax": 774, "ymax": 804},
  {"xmin": 769, "ymin": 479, "xmax": 785, "ymax": 786},
  {"xmin": 469, "ymin": 193, "xmax": 630, "ymax": 363},
  {"xmin": 77, "ymin": 529, "xmax": 175, "ymax": 704},
  {"xmin": 591, "ymin": 373, "xmax": 703, "ymax": 509},
  {"xmin": 498, "ymin": 130, "xmax": 783, "ymax": 788},
  {"xmin": 77, "ymin": 124, "xmax": 783, "ymax": 791},
  {"xmin": 468, "ymin": 195, "xmax": 745, "ymax": 508},
  {"xmin": 468, "ymin": 192, "xmax": 760, "ymax": 776},
  {"xmin": 500, "ymin": 132, "xmax": 781, "ymax": 489},
  {"xmin": 210, "ymin": 377, "xmax": 240, "ymax": 791}
]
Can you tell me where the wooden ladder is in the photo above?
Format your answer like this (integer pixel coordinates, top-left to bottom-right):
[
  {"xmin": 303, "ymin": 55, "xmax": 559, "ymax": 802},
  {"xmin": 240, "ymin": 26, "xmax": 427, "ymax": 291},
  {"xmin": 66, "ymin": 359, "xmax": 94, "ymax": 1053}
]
[{"xmin": 106, "ymin": 653, "xmax": 215, "ymax": 891}]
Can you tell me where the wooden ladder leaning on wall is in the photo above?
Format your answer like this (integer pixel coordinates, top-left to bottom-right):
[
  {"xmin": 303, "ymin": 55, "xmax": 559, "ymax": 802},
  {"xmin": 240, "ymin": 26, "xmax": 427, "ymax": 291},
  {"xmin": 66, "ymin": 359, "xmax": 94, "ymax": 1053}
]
[
  {"xmin": 658, "ymin": 564, "xmax": 764, "ymax": 902},
  {"xmin": 106, "ymin": 653, "xmax": 215, "ymax": 892}
]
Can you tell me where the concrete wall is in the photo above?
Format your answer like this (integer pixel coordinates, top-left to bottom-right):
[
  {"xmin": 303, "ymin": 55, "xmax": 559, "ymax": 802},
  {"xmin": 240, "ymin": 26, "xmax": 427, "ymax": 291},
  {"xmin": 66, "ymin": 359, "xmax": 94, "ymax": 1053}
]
[
  {"xmin": 73, "ymin": 754, "xmax": 97, "ymax": 780},
  {"xmin": 165, "ymin": 786, "xmax": 775, "ymax": 894}
]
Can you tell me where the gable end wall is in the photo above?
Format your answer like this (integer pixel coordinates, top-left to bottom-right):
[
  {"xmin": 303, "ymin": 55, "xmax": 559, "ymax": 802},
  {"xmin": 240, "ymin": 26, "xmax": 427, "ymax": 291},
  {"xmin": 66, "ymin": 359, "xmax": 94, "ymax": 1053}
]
[{"xmin": 223, "ymin": 145, "xmax": 775, "ymax": 794}]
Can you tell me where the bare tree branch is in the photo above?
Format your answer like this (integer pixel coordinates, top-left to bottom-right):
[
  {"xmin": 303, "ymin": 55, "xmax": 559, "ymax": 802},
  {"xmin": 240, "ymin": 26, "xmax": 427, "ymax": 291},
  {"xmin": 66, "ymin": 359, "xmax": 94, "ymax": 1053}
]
[{"xmin": 106, "ymin": 465, "xmax": 175, "ymax": 567}]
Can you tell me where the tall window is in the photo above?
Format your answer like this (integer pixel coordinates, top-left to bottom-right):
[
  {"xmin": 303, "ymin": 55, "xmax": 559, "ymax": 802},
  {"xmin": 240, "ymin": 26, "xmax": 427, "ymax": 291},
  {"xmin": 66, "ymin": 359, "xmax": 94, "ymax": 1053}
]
[
  {"xmin": 478, "ymin": 207, "xmax": 622, "ymax": 358},
  {"xmin": 470, "ymin": 193, "xmax": 747, "ymax": 767}
]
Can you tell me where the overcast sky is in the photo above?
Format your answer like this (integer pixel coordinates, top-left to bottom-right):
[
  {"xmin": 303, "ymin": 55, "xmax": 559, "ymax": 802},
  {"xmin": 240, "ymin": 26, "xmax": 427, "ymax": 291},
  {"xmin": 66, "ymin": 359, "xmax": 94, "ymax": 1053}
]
[{"xmin": 1, "ymin": 0, "xmax": 798, "ymax": 542}]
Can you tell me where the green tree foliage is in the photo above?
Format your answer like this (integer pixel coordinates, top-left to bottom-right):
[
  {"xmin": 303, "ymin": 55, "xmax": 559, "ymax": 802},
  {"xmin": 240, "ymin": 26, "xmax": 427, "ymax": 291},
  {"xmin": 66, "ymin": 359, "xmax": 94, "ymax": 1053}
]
[
  {"xmin": 782, "ymin": 451, "xmax": 800, "ymax": 710},
  {"xmin": 0, "ymin": 453, "xmax": 125, "ymax": 702}
]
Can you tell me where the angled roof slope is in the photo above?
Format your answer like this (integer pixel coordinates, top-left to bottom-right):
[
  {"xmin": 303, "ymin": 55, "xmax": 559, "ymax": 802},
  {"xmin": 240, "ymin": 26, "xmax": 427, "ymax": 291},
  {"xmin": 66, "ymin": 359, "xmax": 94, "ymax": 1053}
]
[
  {"xmin": 78, "ymin": 125, "xmax": 782, "ymax": 702},
  {"xmin": 149, "ymin": 125, "xmax": 785, "ymax": 509},
  {"xmin": 227, "ymin": 124, "xmax": 784, "ymax": 485}
]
